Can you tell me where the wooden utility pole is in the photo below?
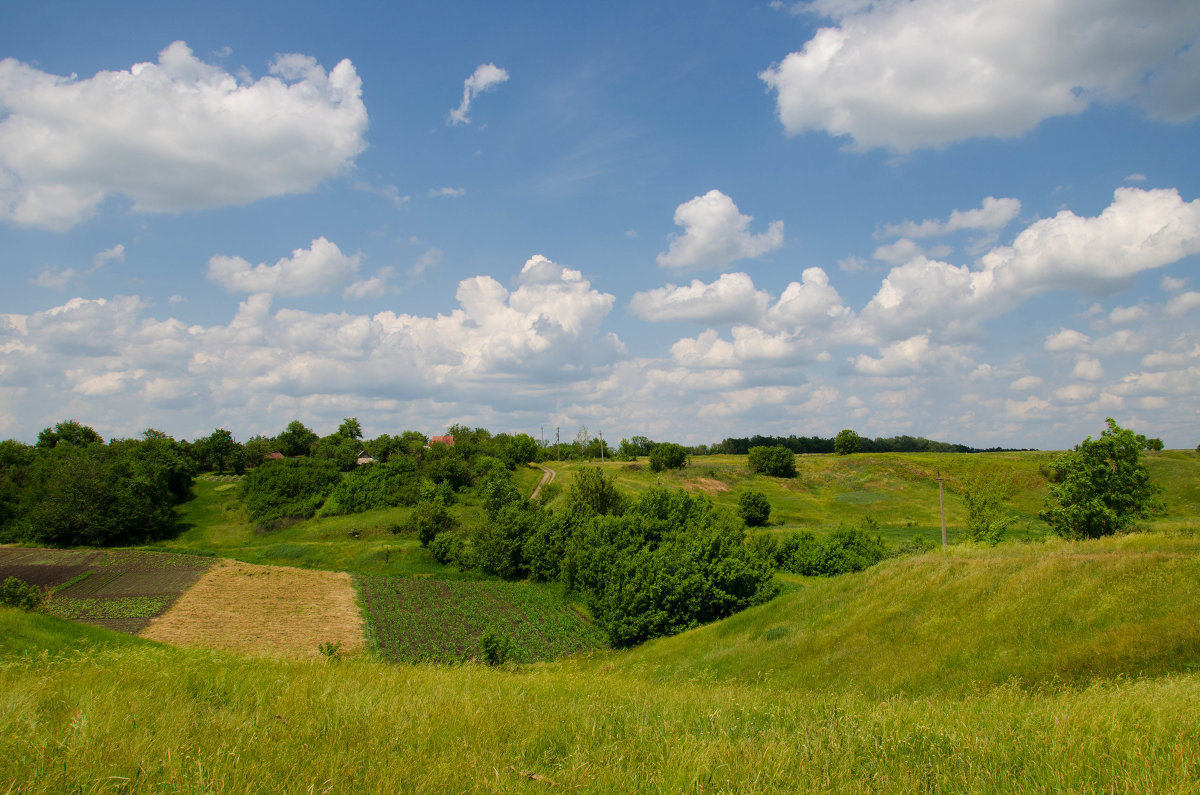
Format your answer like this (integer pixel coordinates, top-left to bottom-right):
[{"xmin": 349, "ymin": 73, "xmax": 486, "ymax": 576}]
[
  {"xmin": 937, "ymin": 469, "xmax": 947, "ymax": 550},
  {"xmin": 599, "ymin": 431, "xmax": 605, "ymax": 468}
]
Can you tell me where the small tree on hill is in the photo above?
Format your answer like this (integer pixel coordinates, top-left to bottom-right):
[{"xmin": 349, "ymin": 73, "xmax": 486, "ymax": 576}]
[
  {"xmin": 960, "ymin": 472, "xmax": 1018, "ymax": 545},
  {"xmin": 648, "ymin": 443, "xmax": 688, "ymax": 472},
  {"xmin": 739, "ymin": 491, "xmax": 771, "ymax": 527},
  {"xmin": 1040, "ymin": 418, "xmax": 1164, "ymax": 539},
  {"xmin": 834, "ymin": 429, "xmax": 862, "ymax": 456},
  {"xmin": 747, "ymin": 445, "xmax": 796, "ymax": 478}
]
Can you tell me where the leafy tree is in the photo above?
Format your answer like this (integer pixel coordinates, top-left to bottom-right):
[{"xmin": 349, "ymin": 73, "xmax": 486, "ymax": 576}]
[
  {"xmin": 567, "ymin": 466, "xmax": 627, "ymax": 516},
  {"xmin": 1040, "ymin": 418, "xmax": 1164, "ymax": 539},
  {"xmin": 1145, "ymin": 437, "xmax": 1164, "ymax": 452},
  {"xmin": 36, "ymin": 420, "xmax": 103, "ymax": 449},
  {"xmin": 206, "ymin": 428, "xmax": 237, "ymax": 474},
  {"xmin": 960, "ymin": 472, "xmax": 1018, "ymax": 544},
  {"xmin": 336, "ymin": 417, "xmax": 363, "ymax": 440},
  {"xmin": 313, "ymin": 434, "xmax": 359, "ymax": 471},
  {"xmin": 18, "ymin": 443, "xmax": 180, "ymax": 546},
  {"xmin": 648, "ymin": 442, "xmax": 688, "ymax": 472},
  {"xmin": 412, "ymin": 500, "xmax": 456, "ymax": 547},
  {"xmin": 503, "ymin": 433, "xmax": 540, "ymax": 466},
  {"xmin": 738, "ymin": 490, "xmax": 771, "ymax": 527},
  {"xmin": 778, "ymin": 525, "xmax": 888, "ymax": 576},
  {"xmin": 242, "ymin": 434, "xmax": 274, "ymax": 470},
  {"xmin": 747, "ymin": 445, "xmax": 796, "ymax": 478},
  {"xmin": 834, "ymin": 428, "xmax": 862, "ymax": 456},
  {"xmin": 275, "ymin": 420, "xmax": 318, "ymax": 458}
]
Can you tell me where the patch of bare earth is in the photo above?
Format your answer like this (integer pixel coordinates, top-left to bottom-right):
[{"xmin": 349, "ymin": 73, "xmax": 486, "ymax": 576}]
[
  {"xmin": 140, "ymin": 560, "xmax": 365, "ymax": 660},
  {"xmin": 685, "ymin": 478, "xmax": 730, "ymax": 494}
]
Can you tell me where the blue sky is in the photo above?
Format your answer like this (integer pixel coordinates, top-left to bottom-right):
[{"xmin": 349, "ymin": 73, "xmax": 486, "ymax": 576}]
[{"xmin": 2, "ymin": 0, "xmax": 1198, "ymax": 448}]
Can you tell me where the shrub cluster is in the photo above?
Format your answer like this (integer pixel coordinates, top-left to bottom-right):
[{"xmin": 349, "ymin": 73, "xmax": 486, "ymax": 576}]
[
  {"xmin": 762, "ymin": 525, "xmax": 889, "ymax": 576},
  {"xmin": 1, "ymin": 576, "xmax": 44, "ymax": 610},
  {"xmin": 747, "ymin": 445, "xmax": 796, "ymax": 478}
]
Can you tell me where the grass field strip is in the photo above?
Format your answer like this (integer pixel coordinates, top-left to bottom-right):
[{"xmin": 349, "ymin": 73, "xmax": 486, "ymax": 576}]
[{"xmin": 356, "ymin": 575, "xmax": 608, "ymax": 663}]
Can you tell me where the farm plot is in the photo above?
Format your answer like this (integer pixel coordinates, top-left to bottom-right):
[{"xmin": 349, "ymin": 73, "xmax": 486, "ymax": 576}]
[
  {"xmin": 356, "ymin": 576, "xmax": 608, "ymax": 663},
  {"xmin": 141, "ymin": 560, "xmax": 366, "ymax": 660},
  {"xmin": 0, "ymin": 548, "xmax": 213, "ymax": 634}
]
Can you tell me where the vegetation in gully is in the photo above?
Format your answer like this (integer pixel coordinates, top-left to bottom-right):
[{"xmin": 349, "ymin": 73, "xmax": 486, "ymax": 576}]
[{"xmin": 1, "ymin": 415, "xmax": 1197, "ymax": 791}]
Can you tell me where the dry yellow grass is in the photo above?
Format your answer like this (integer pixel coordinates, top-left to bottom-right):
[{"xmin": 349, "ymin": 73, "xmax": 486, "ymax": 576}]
[{"xmin": 140, "ymin": 559, "xmax": 365, "ymax": 659}]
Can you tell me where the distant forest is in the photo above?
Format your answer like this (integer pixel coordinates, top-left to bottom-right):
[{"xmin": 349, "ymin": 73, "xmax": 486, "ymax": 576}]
[{"xmin": 708, "ymin": 434, "xmax": 1035, "ymax": 455}]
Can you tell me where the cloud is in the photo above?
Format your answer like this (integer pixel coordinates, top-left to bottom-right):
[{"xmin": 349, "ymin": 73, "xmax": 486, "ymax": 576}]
[
  {"xmin": 1167, "ymin": 291, "xmax": 1200, "ymax": 316},
  {"xmin": 343, "ymin": 267, "xmax": 396, "ymax": 300},
  {"xmin": 448, "ymin": 63, "xmax": 509, "ymax": 125},
  {"xmin": 0, "ymin": 42, "xmax": 367, "ymax": 231},
  {"xmin": 92, "ymin": 244, "xmax": 126, "ymax": 270},
  {"xmin": 1010, "ymin": 375, "xmax": 1043, "ymax": 391},
  {"xmin": 1108, "ymin": 304, "xmax": 1148, "ymax": 324},
  {"xmin": 428, "ymin": 187, "xmax": 466, "ymax": 198},
  {"xmin": 861, "ymin": 188, "xmax": 1200, "ymax": 339},
  {"xmin": 1162, "ymin": 275, "xmax": 1188, "ymax": 292},
  {"xmin": 879, "ymin": 197, "xmax": 1021, "ymax": 238},
  {"xmin": 1044, "ymin": 328, "xmax": 1091, "ymax": 352},
  {"xmin": 1071, "ymin": 356, "xmax": 1105, "ymax": 381},
  {"xmin": 850, "ymin": 334, "xmax": 974, "ymax": 376},
  {"xmin": 760, "ymin": 0, "xmax": 1200, "ymax": 151},
  {"xmin": 31, "ymin": 267, "xmax": 79, "ymax": 289},
  {"xmin": 765, "ymin": 267, "xmax": 853, "ymax": 330},
  {"xmin": 657, "ymin": 190, "xmax": 783, "ymax": 270},
  {"xmin": 207, "ymin": 237, "xmax": 361, "ymax": 296},
  {"xmin": 409, "ymin": 248, "xmax": 443, "ymax": 279},
  {"xmin": 629, "ymin": 272, "xmax": 769, "ymax": 324},
  {"xmin": 1125, "ymin": 173, "xmax": 1148, "ymax": 182}
]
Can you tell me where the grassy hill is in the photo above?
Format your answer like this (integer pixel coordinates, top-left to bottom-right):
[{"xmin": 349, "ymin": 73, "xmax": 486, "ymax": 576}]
[
  {"xmin": 4, "ymin": 531, "xmax": 1200, "ymax": 791},
  {"xmin": 4, "ymin": 449, "xmax": 1198, "ymax": 791}
]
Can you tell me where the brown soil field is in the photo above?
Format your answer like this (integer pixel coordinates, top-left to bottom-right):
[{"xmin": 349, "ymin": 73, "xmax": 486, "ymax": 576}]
[
  {"xmin": 140, "ymin": 560, "xmax": 366, "ymax": 660},
  {"xmin": 685, "ymin": 477, "xmax": 730, "ymax": 494}
]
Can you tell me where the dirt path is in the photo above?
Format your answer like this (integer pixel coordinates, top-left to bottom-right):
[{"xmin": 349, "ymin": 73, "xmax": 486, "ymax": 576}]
[
  {"xmin": 530, "ymin": 465, "xmax": 557, "ymax": 499},
  {"xmin": 140, "ymin": 560, "xmax": 366, "ymax": 660}
]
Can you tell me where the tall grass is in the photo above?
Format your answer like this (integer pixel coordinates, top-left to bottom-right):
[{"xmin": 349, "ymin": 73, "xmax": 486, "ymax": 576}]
[
  {"xmin": 621, "ymin": 533, "xmax": 1200, "ymax": 695},
  {"xmin": 3, "ymin": 617, "xmax": 1199, "ymax": 793}
]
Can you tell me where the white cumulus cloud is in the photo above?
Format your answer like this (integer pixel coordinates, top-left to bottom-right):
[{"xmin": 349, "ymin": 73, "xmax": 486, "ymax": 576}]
[
  {"xmin": 0, "ymin": 41, "xmax": 367, "ymax": 231},
  {"xmin": 657, "ymin": 190, "xmax": 783, "ymax": 270},
  {"xmin": 760, "ymin": 0, "xmax": 1200, "ymax": 152},
  {"xmin": 879, "ymin": 197, "xmax": 1021, "ymax": 238},
  {"xmin": 629, "ymin": 272, "xmax": 769, "ymax": 324},
  {"xmin": 448, "ymin": 63, "xmax": 509, "ymax": 125},
  {"xmin": 207, "ymin": 237, "xmax": 361, "ymax": 296}
]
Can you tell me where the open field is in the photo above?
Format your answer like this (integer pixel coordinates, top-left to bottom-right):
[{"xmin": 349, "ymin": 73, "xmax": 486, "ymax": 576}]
[
  {"xmin": 5, "ymin": 529, "xmax": 1200, "ymax": 792},
  {"xmin": 0, "ymin": 548, "xmax": 213, "ymax": 634},
  {"xmin": 141, "ymin": 560, "xmax": 366, "ymax": 660},
  {"xmin": 357, "ymin": 575, "xmax": 607, "ymax": 663},
  {"xmin": 540, "ymin": 449, "xmax": 1200, "ymax": 543}
]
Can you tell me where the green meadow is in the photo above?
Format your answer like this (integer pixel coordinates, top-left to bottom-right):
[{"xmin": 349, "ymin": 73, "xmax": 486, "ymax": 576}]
[{"xmin": 3, "ymin": 449, "xmax": 1199, "ymax": 792}]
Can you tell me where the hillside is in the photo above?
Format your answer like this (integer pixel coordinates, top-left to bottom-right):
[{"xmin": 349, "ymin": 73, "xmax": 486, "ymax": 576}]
[
  {"xmin": 4, "ymin": 532, "xmax": 1200, "ymax": 792},
  {"xmin": 618, "ymin": 532, "xmax": 1200, "ymax": 695}
]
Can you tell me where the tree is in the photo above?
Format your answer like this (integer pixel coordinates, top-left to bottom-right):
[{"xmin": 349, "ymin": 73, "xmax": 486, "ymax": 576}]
[
  {"xmin": 648, "ymin": 443, "xmax": 688, "ymax": 472},
  {"xmin": 336, "ymin": 417, "xmax": 363, "ymax": 440},
  {"xmin": 206, "ymin": 429, "xmax": 236, "ymax": 474},
  {"xmin": 1040, "ymin": 418, "xmax": 1164, "ymax": 539},
  {"xmin": 1145, "ymin": 437, "xmax": 1164, "ymax": 452},
  {"xmin": 275, "ymin": 420, "xmax": 318, "ymax": 458},
  {"xmin": 738, "ymin": 491, "xmax": 771, "ymax": 527},
  {"xmin": 747, "ymin": 445, "xmax": 796, "ymax": 478},
  {"xmin": 36, "ymin": 420, "xmax": 103, "ymax": 449},
  {"xmin": 960, "ymin": 472, "xmax": 1017, "ymax": 545},
  {"xmin": 834, "ymin": 429, "xmax": 862, "ymax": 456}
]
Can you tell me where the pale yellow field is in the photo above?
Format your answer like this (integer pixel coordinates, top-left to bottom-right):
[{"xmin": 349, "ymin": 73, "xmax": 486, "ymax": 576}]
[{"xmin": 140, "ymin": 559, "xmax": 365, "ymax": 659}]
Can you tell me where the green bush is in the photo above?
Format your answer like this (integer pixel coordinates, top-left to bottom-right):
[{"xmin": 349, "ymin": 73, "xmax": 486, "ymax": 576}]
[
  {"xmin": 317, "ymin": 458, "xmax": 422, "ymax": 517},
  {"xmin": 411, "ymin": 500, "xmax": 456, "ymax": 547},
  {"xmin": 1040, "ymin": 419, "xmax": 1164, "ymax": 539},
  {"xmin": 428, "ymin": 531, "xmax": 465, "ymax": 565},
  {"xmin": 479, "ymin": 626, "xmax": 513, "ymax": 665},
  {"xmin": 1, "ymin": 576, "xmax": 44, "ymax": 610},
  {"xmin": 648, "ymin": 443, "xmax": 688, "ymax": 473},
  {"xmin": 747, "ymin": 446, "xmax": 796, "ymax": 478},
  {"xmin": 240, "ymin": 458, "xmax": 342, "ymax": 523},
  {"xmin": 960, "ymin": 472, "xmax": 1017, "ymax": 544},
  {"xmin": 834, "ymin": 429, "xmax": 862, "ymax": 456},
  {"xmin": 778, "ymin": 525, "xmax": 889, "ymax": 576},
  {"xmin": 738, "ymin": 491, "xmax": 771, "ymax": 527}
]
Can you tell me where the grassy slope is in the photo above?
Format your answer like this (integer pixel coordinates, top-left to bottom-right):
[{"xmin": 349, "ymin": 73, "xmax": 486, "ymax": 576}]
[
  {"xmin": 153, "ymin": 469, "xmax": 530, "ymax": 577},
  {"xmin": 617, "ymin": 532, "xmax": 1200, "ymax": 695},
  {"xmin": 542, "ymin": 449, "xmax": 1199, "ymax": 543},
  {"xmin": 5, "ymin": 533, "xmax": 1200, "ymax": 792}
]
